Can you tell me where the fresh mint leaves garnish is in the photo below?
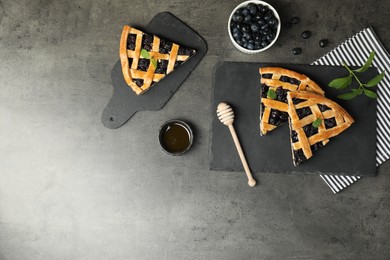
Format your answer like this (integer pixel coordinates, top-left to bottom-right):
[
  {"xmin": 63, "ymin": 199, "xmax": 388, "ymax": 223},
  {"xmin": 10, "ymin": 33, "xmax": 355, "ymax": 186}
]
[
  {"xmin": 140, "ymin": 49, "xmax": 150, "ymax": 59},
  {"xmin": 312, "ymin": 118, "xmax": 322, "ymax": 128},
  {"xmin": 267, "ymin": 89, "xmax": 277, "ymax": 99},
  {"xmin": 328, "ymin": 51, "xmax": 385, "ymax": 100},
  {"xmin": 140, "ymin": 49, "xmax": 157, "ymax": 69}
]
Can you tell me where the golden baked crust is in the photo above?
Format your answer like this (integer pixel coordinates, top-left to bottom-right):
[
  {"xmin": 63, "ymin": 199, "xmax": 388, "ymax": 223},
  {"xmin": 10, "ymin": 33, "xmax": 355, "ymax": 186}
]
[
  {"xmin": 259, "ymin": 67, "xmax": 325, "ymax": 135},
  {"xmin": 119, "ymin": 25, "xmax": 196, "ymax": 95},
  {"xmin": 287, "ymin": 91, "xmax": 354, "ymax": 165}
]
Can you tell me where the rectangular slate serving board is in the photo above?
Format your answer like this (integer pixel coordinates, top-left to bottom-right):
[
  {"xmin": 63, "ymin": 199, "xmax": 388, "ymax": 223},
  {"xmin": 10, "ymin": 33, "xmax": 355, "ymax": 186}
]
[{"xmin": 210, "ymin": 62, "xmax": 377, "ymax": 176}]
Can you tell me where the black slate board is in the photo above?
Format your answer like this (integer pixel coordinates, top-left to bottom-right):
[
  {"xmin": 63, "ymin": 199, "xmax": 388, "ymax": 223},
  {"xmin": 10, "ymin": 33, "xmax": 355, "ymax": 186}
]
[
  {"xmin": 102, "ymin": 12, "xmax": 207, "ymax": 129},
  {"xmin": 211, "ymin": 62, "xmax": 378, "ymax": 176}
]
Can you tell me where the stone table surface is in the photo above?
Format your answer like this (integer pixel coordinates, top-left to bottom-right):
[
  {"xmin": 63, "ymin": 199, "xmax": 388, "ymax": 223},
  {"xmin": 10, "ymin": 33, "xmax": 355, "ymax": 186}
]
[{"xmin": 1, "ymin": 0, "xmax": 390, "ymax": 259}]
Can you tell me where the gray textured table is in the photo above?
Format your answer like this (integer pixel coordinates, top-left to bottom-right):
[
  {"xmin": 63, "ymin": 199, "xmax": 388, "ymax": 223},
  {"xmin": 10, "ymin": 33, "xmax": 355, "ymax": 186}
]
[{"xmin": 1, "ymin": 1, "xmax": 389, "ymax": 259}]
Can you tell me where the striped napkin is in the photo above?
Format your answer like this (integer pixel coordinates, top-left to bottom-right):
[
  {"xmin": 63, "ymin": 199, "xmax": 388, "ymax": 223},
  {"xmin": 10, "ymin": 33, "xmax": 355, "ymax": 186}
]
[{"xmin": 311, "ymin": 27, "xmax": 390, "ymax": 193}]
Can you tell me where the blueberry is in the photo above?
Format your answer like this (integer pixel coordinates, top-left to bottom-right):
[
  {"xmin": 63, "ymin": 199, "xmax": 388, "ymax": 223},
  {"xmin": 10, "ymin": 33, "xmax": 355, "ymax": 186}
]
[
  {"xmin": 250, "ymin": 23, "xmax": 260, "ymax": 32},
  {"xmin": 264, "ymin": 13, "xmax": 272, "ymax": 21},
  {"xmin": 241, "ymin": 37, "xmax": 247, "ymax": 43},
  {"xmin": 261, "ymin": 27, "xmax": 270, "ymax": 35},
  {"xmin": 319, "ymin": 39, "xmax": 328, "ymax": 48},
  {"xmin": 247, "ymin": 4, "xmax": 257, "ymax": 15},
  {"xmin": 254, "ymin": 12, "xmax": 263, "ymax": 20},
  {"xmin": 261, "ymin": 41, "xmax": 268, "ymax": 48},
  {"xmin": 292, "ymin": 47, "xmax": 302, "ymax": 55},
  {"xmin": 301, "ymin": 30, "xmax": 311, "ymax": 39},
  {"xmin": 260, "ymin": 5, "xmax": 268, "ymax": 14},
  {"xmin": 235, "ymin": 39, "xmax": 243, "ymax": 46},
  {"xmin": 291, "ymin": 16, "xmax": 300, "ymax": 24},
  {"xmin": 257, "ymin": 19, "xmax": 266, "ymax": 25},
  {"xmin": 244, "ymin": 14, "xmax": 252, "ymax": 24},
  {"xmin": 253, "ymin": 33, "xmax": 261, "ymax": 41},
  {"xmin": 291, "ymin": 130, "xmax": 299, "ymax": 143},
  {"xmin": 231, "ymin": 27, "xmax": 239, "ymax": 34},
  {"xmin": 254, "ymin": 43, "xmax": 261, "ymax": 49},
  {"xmin": 243, "ymin": 42, "xmax": 248, "ymax": 48},
  {"xmin": 268, "ymin": 18, "xmax": 278, "ymax": 27},
  {"xmin": 325, "ymin": 118, "xmax": 336, "ymax": 129},
  {"xmin": 242, "ymin": 8, "xmax": 249, "ymax": 15},
  {"xmin": 233, "ymin": 31, "xmax": 242, "ymax": 39},
  {"xmin": 241, "ymin": 25, "xmax": 250, "ymax": 33},
  {"xmin": 267, "ymin": 32, "xmax": 275, "ymax": 42},
  {"xmin": 261, "ymin": 23, "xmax": 269, "ymax": 30},
  {"xmin": 247, "ymin": 43, "xmax": 255, "ymax": 50}
]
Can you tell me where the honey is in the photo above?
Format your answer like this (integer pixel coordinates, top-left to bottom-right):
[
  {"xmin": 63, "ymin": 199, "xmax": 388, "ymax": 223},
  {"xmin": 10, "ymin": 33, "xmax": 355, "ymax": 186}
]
[{"xmin": 159, "ymin": 121, "xmax": 192, "ymax": 155}]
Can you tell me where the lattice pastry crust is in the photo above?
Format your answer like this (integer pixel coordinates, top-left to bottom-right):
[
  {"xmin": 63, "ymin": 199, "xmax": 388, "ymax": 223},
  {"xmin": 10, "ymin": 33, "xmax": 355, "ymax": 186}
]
[
  {"xmin": 259, "ymin": 67, "xmax": 325, "ymax": 135},
  {"xmin": 119, "ymin": 26, "xmax": 196, "ymax": 95},
  {"xmin": 287, "ymin": 91, "xmax": 354, "ymax": 165}
]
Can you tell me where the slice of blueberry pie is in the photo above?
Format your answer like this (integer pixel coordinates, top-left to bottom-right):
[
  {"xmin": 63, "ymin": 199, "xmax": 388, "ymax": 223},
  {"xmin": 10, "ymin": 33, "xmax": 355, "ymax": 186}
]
[
  {"xmin": 287, "ymin": 91, "xmax": 354, "ymax": 166},
  {"xmin": 119, "ymin": 26, "xmax": 196, "ymax": 95},
  {"xmin": 259, "ymin": 67, "xmax": 325, "ymax": 135}
]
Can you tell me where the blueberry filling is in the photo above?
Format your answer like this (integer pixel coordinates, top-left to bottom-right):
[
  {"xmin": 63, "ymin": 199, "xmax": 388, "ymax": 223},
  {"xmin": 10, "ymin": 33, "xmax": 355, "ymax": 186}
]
[
  {"xmin": 155, "ymin": 60, "xmax": 168, "ymax": 74},
  {"xmin": 261, "ymin": 84, "xmax": 269, "ymax": 98},
  {"xmin": 293, "ymin": 149, "xmax": 306, "ymax": 165},
  {"xmin": 159, "ymin": 39, "xmax": 172, "ymax": 54},
  {"xmin": 275, "ymin": 87, "xmax": 288, "ymax": 103},
  {"xmin": 324, "ymin": 117, "xmax": 336, "ymax": 129},
  {"xmin": 296, "ymin": 107, "xmax": 312, "ymax": 119},
  {"xmin": 318, "ymin": 104, "xmax": 331, "ymax": 112},
  {"xmin": 134, "ymin": 78, "xmax": 144, "ymax": 87},
  {"xmin": 289, "ymin": 78, "xmax": 301, "ymax": 85},
  {"xmin": 291, "ymin": 130, "xmax": 298, "ymax": 143},
  {"xmin": 279, "ymin": 76, "xmax": 290, "ymax": 82},
  {"xmin": 293, "ymin": 98, "xmax": 306, "ymax": 105},
  {"xmin": 303, "ymin": 124, "xmax": 318, "ymax": 137},
  {"xmin": 141, "ymin": 34, "xmax": 153, "ymax": 51},
  {"xmin": 128, "ymin": 58, "xmax": 133, "ymax": 66},
  {"xmin": 178, "ymin": 46, "xmax": 195, "ymax": 56},
  {"xmin": 127, "ymin": 34, "xmax": 136, "ymax": 50},
  {"xmin": 137, "ymin": 58, "xmax": 150, "ymax": 71},
  {"xmin": 310, "ymin": 142, "xmax": 323, "ymax": 152},
  {"xmin": 174, "ymin": 61, "xmax": 184, "ymax": 68},
  {"xmin": 262, "ymin": 73, "xmax": 272, "ymax": 79},
  {"xmin": 269, "ymin": 108, "xmax": 288, "ymax": 126}
]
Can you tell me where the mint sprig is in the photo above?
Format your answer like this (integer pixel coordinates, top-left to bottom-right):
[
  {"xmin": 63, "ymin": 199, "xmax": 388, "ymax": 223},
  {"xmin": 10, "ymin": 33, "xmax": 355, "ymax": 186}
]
[
  {"xmin": 267, "ymin": 89, "xmax": 277, "ymax": 99},
  {"xmin": 140, "ymin": 49, "xmax": 158, "ymax": 69},
  {"xmin": 328, "ymin": 51, "xmax": 385, "ymax": 100},
  {"xmin": 312, "ymin": 118, "xmax": 322, "ymax": 128}
]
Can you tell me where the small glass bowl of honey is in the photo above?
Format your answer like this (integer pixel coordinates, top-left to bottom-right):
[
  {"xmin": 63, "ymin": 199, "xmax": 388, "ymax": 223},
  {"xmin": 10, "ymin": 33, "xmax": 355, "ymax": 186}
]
[{"xmin": 158, "ymin": 120, "xmax": 193, "ymax": 155}]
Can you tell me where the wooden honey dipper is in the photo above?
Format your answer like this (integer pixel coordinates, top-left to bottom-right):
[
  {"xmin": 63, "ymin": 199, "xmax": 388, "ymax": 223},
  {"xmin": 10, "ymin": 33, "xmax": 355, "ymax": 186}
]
[{"xmin": 217, "ymin": 102, "xmax": 256, "ymax": 187}]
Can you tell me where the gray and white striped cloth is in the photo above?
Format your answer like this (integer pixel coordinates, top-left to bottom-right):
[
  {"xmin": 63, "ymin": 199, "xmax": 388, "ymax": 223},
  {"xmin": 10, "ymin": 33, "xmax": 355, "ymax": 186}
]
[{"xmin": 311, "ymin": 27, "xmax": 390, "ymax": 193}]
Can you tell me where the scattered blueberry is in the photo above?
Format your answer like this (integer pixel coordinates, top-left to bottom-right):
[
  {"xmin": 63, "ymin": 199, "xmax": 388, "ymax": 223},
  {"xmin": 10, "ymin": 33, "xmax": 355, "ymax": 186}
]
[
  {"xmin": 301, "ymin": 30, "xmax": 311, "ymax": 39},
  {"xmin": 291, "ymin": 16, "xmax": 300, "ymax": 24},
  {"xmin": 292, "ymin": 47, "xmax": 302, "ymax": 55},
  {"xmin": 319, "ymin": 39, "xmax": 328, "ymax": 48}
]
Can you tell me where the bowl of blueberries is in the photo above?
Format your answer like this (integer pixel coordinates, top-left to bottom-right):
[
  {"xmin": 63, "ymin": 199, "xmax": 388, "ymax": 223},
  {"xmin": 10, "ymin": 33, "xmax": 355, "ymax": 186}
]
[{"xmin": 228, "ymin": 0, "xmax": 281, "ymax": 53}]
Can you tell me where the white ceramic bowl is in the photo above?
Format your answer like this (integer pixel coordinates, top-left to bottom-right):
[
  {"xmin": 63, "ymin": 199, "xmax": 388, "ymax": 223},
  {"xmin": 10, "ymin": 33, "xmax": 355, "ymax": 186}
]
[{"xmin": 228, "ymin": 0, "xmax": 281, "ymax": 54}]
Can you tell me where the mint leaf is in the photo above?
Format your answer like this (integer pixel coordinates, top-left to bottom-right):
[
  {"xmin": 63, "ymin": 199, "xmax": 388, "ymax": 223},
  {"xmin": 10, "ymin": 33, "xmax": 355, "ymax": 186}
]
[
  {"xmin": 351, "ymin": 88, "xmax": 363, "ymax": 95},
  {"xmin": 151, "ymin": 58, "xmax": 158, "ymax": 69},
  {"xmin": 328, "ymin": 75, "xmax": 352, "ymax": 89},
  {"xmin": 337, "ymin": 91, "xmax": 359, "ymax": 100},
  {"xmin": 364, "ymin": 71, "xmax": 385, "ymax": 87},
  {"xmin": 364, "ymin": 89, "xmax": 377, "ymax": 99},
  {"xmin": 354, "ymin": 51, "xmax": 375, "ymax": 73},
  {"xmin": 140, "ymin": 49, "xmax": 150, "ymax": 59},
  {"xmin": 267, "ymin": 89, "xmax": 276, "ymax": 99},
  {"xmin": 312, "ymin": 118, "xmax": 322, "ymax": 128}
]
